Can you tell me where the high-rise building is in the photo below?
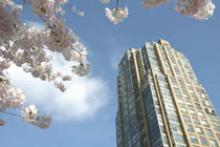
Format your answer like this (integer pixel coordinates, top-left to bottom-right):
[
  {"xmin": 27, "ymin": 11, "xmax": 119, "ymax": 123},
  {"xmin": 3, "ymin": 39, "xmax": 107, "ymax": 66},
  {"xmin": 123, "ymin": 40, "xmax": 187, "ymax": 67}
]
[{"xmin": 116, "ymin": 39, "xmax": 220, "ymax": 147}]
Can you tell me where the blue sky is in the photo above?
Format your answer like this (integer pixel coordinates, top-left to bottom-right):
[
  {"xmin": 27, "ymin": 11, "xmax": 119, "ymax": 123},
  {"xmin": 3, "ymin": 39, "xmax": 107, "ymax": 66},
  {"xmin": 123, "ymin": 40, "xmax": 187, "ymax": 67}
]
[{"xmin": 1, "ymin": 0, "xmax": 220, "ymax": 147}]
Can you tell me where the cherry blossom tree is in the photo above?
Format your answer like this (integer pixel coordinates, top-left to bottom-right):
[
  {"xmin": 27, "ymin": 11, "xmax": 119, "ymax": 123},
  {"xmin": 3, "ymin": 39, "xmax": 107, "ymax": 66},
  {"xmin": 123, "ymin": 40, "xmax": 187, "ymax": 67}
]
[{"xmin": 0, "ymin": 0, "xmax": 89, "ymax": 128}]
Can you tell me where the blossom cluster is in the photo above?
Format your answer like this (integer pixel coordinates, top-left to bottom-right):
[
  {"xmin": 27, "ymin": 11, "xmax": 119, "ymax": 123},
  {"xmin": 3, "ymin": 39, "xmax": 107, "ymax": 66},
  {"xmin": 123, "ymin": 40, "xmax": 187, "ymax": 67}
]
[
  {"xmin": 0, "ymin": 0, "xmax": 89, "ymax": 128},
  {"xmin": 144, "ymin": 0, "xmax": 215, "ymax": 20},
  {"xmin": 103, "ymin": 0, "xmax": 215, "ymax": 24}
]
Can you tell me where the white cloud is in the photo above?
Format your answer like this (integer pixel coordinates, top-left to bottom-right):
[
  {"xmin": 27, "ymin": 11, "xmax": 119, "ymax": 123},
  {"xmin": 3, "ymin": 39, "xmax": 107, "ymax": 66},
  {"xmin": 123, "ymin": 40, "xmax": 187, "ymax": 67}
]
[
  {"xmin": 6, "ymin": 66, "xmax": 108, "ymax": 121},
  {"xmin": 4, "ymin": 21, "xmax": 108, "ymax": 121}
]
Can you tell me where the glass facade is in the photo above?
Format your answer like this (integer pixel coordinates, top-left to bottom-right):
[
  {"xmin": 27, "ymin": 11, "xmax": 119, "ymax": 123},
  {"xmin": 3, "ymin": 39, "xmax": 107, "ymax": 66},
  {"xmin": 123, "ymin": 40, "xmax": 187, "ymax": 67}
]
[{"xmin": 116, "ymin": 40, "xmax": 220, "ymax": 147}]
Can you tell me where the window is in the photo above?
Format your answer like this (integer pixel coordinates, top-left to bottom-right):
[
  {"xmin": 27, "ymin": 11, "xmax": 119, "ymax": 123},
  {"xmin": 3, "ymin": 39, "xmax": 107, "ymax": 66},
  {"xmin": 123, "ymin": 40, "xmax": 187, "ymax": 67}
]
[
  {"xmin": 173, "ymin": 133, "xmax": 185, "ymax": 144},
  {"xmin": 195, "ymin": 127, "xmax": 204, "ymax": 135},
  {"xmin": 175, "ymin": 144, "xmax": 187, "ymax": 147},
  {"xmin": 199, "ymin": 136, "xmax": 208, "ymax": 146},
  {"xmin": 195, "ymin": 103, "xmax": 202, "ymax": 110},
  {"xmin": 189, "ymin": 108, "xmax": 196, "ymax": 115},
  {"xmin": 192, "ymin": 117, "xmax": 200, "ymax": 126},
  {"xmin": 183, "ymin": 115, "xmax": 192, "ymax": 123},
  {"xmin": 198, "ymin": 112, "xmax": 204, "ymax": 117},
  {"xmin": 190, "ymin": 135, "xmax": 199, "ymax": 144},
  {"xmin": 187, "ymin": 125, "xmax": 194, "ymax": 133},
  {"xmin": 201, "ymin": 94, "xmax": 206, "ymax": 98},
  {"xmin": 204, "ymin": 101, "xmax": 210, "ymax": 106},
  {"xmin": 162, "ymin": 134, "xmax": 168, "ymax": 145},
  {"xmin": 205, "ymin": 129, "xmax": 214, "ymax": 137},
  {"xmin": 171, "ymin": 123, "xmax": 182, "ymax": 133},
  {"xmin": 215, "ymin": 125, "xmax": 220, "ymax": 132},
  {"xmin": 201, "ymin": 120, "xmax": 209, "ymax": 127},
  {"xmin": 210, "ymin": 139, "xmax": 218, "ymax": 147}
]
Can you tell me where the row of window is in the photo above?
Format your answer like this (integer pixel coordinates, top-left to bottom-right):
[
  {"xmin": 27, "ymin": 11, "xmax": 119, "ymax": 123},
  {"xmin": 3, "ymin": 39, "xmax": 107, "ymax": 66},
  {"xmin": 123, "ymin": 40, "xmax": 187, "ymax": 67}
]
[
  {"xmin": 156, "ymin": 75, "xmax": 187, "ymax": 146},
  {"xmin": 187, "ymin": 125, "xmax": 215, "ymax": 136},
  {"xmin": 190, "ymin": 135, "xmax": 219, "ymax": 146}
]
